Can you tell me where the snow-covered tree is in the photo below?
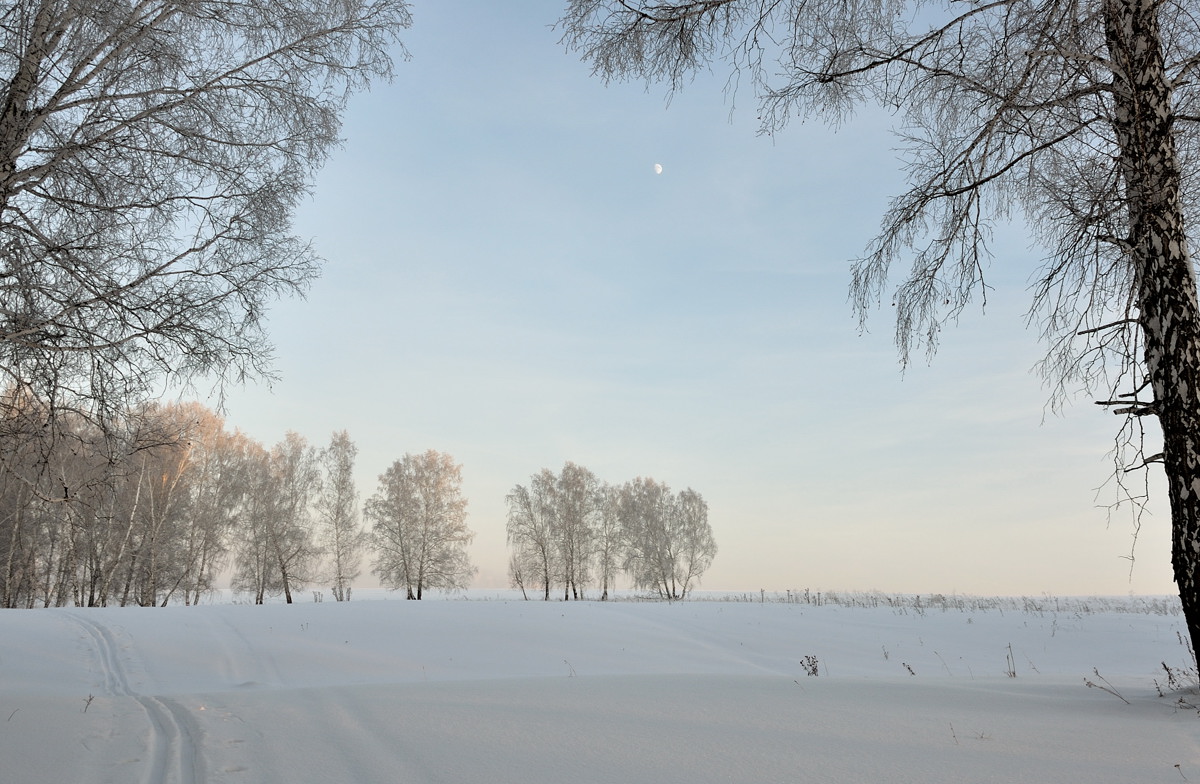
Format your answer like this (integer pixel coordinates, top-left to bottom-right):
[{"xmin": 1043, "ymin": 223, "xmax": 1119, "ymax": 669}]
[
  {"xmin": 594, "ymin": 482, "xmax": 624, "ymax": 600},
  {"xmin": 553, "ymin": 462, "xmax": 600, "ymax": 600},
  {"xmin": 505, "ymin": 469, "xmax": 560, "ymax": 601},
  {"xmin": 316, "ymin": 431, "xmax": 364, "ymax": 601},
  {"xmin": 619, "ymin": 478, "xmax": 715, "ymax": 600},
  {"xmin": 232, "ymin": 432, "xmax": 321, "ymax": 605},
  {"xmin": 366, "ymin": 450, "xmax": 475, "ymax": 599}
]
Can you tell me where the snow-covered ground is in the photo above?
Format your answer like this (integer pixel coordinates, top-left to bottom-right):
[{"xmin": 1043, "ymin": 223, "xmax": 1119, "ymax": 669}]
[{"xmin": 2, "ymin": 591, "xmax": 1198, "ymax": 783}]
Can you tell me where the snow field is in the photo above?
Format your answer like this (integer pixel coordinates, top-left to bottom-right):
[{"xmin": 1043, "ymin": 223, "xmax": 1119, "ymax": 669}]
[{"xmin": 1, "ymin": 595, "xmax": 1198, "ymax": 783}]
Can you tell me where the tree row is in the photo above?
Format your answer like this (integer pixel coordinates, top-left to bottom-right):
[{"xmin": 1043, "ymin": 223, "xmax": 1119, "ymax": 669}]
[
  {"xmin": 0, "ymin": 399, "xmax": 715, "ymax": 607},
  {"xmin": 0, "ymin": 398, "xmax": 475, "ymax": 607},
  {"xmin": 506, "ymin": 463, "xmax": 717, "ymax": 601}
]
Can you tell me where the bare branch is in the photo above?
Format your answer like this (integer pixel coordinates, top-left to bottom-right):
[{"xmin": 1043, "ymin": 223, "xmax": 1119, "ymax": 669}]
[{"xmin": 1079, "ymin": 317, "xmax": 1139, "ymax": 335}]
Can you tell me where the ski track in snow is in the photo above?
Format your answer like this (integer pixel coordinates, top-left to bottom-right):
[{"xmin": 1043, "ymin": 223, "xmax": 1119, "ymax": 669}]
[
  {"xmin": 215, "ymin": 612, "xmax": 283, "ymax": 688},
  {"xmin": 67, "ymin": 612, "xmax": 205, "ymax": 784}
]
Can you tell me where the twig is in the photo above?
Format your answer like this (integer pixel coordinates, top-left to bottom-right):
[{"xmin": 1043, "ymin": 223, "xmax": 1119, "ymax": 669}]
[
  {"xmin": 1084, "ymin": 669, "xmax": 1130, "ymax": 704},
  {"xmin": 1124, "ymin": 452, "xmax": 1164, "ymax": 471}
]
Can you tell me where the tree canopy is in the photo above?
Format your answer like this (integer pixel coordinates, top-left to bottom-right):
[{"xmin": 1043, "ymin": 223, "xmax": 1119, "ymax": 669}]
[{"xmin": 0, "ymin": 0, "xmax": 410, "ymax": 428}]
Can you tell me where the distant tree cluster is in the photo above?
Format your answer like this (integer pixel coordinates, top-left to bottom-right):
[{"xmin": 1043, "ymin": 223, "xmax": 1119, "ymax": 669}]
[
  {"xmin": 0, "ymin": 399, "xmax": 475, "ymax": 607},
  {"xmin": 505, "ymin": 463, "xmax": 716, "ymax": 601}
]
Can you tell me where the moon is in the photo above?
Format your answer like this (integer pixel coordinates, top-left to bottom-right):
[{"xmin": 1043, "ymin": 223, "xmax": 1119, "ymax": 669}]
[{"xmin": 653, "ymin": 163, "xmax": 663, "ymax": 175}]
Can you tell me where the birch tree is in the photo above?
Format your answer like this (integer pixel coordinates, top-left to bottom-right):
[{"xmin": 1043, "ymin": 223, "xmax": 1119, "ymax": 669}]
[
  {"xmin": 554, "ymin": 462, "xmax": 599, "ymax": 600},
  {"xmin": 506, "ymin": 464, "xmax": 601, "ymax": 600},
  {"xmin": 560, "ymin": 0, "xmax": 1200, "ymax": 659},
  {"xmin": 121, "ymin": 402, "xmax": 242, "ymax": 607},
  {"xmin": 0, "ymin": 398, "xmax": 39, "ymax": 606},
  {"xmin": 115, "ymin": 414, "xmax": 196, "ymax": 607},
  {"xmin": 0, "ymin": 0, "xmax": 410, "ymax": 465},
  {"xmin": 316, "ymin": 430, "xmax": 364, "ymax": 601},
  {"xmin": 672, "ymin": 487, "xmax": 716, "ymax": 597},
  {"xmin": 265, "ymin": 432, "xmax": 321, "ymax": 604},
  {"xmin": 230, "ymin": 441, "xmax": 278, "ymax": 605},
  {"xmin": 171, "ymin": 406, "xmax": 244, "ymax": 607},
  {"xmin": 594, "ymin": 482, "xmax": 624, "ymax": 600},
  {"xmin": 230, "ymin": 432, "xmax": 320, "ymax": 604},
  {"xmin": 366, "ymin": 450, "xmax": 475, "ymax": 599},
  {"xmin": 618, "ymin": 478, "xmax": 715, "ymax": 600},
  {"xmin": 505, "ymin": 469, "xmax": 560, "ymax": 600}
]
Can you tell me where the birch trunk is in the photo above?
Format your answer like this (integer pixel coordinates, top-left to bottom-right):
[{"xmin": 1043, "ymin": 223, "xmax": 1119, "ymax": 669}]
[{"xmin": 1105, "ymin": 0, "xmax": 1200, "ymax": 656}]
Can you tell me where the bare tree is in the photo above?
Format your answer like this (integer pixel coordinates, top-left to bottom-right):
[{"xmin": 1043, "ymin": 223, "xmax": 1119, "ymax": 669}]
[
  {"xmin": 672, "ymin": 487, "xmax": 716, "ymax": 597},
  {"xmin": 0, "ymin": 395, "xmax": 40, "ymax": 606},
  {"xmin": 316, "ymin": 430, "xmax": 364, "ymax": 601},
  {"xmin": 172, "ymin": 406, "xmax": 245, "ymax": 606},
  {"xmin": 366, "ymin": 450, "xmax": 475, "ymax": 599},
  {"xmin": 618, "ymin": 478, "xmax": 672, "ymax": 600},
  {"xmin": 265, "ymin": 432, "xmax": 321, "ymax": 604},
  {"xmin": 594, "ymin": 482, "xmax": 624, "ymax": 600},
  {"xmin": 560, "ymin": 0, "xmax": 1200, "ymax": 659},
  {"xmin": 505, "ymin": 469, "xmax": 561, "ymax": 600},
  {"xmin": 230, "ymin": 431, "xmax": 320, "ymax": 604},
  {"xmin": 116, "ymin": 410, "xmax": 196, "ymax": 607},
  {"xmin": 554, "ymin": 462, "xmax": 599, "ymax": 600},
  {"xmin": 0, "ymin": 0, "xmax": 411, "ymax": 477},
  {"xmin": 618, "ymin": 477, "xmax": 715, "ymax": 600},
  {"xmin": 508, "ymin": 550, "xmax": 531, "ymax": 600},
  {"xmin": 506, "ymin": 463, "xmax": 600, "ymax": 600},
  {"xmin": 230, "ymin": 441, "xmax": 278, "ymax": 605}
]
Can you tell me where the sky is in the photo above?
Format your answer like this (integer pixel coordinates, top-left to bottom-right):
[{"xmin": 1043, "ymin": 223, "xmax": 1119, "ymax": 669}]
[{"xmin": 210, "ymin": 0, "xmax": 1176, "ymax": 596}]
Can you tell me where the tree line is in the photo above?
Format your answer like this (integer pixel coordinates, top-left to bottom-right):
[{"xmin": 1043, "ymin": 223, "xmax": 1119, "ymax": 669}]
[
  {"xmin": 0, "ymin": 399, "xmax": 716, "ymax": 607},
  {"xmin": 506, "ymin": 463, "xmax": 717, "ymax": 601},
  {"xmin": 0, "ymin": 398, "xmax": 477, "ymax": 607}
]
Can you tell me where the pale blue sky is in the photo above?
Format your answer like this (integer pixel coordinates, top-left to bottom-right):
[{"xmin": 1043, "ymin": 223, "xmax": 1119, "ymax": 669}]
[{"xmin": 215, "ymin": 1, "xmax": 1175, "ymax": 595}]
